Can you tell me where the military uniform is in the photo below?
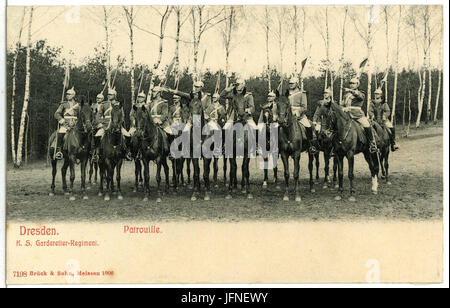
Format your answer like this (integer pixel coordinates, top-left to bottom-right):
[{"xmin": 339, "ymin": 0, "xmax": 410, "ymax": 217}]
[
  {"xmin": 220, "ymin": 86, "xmax": 256, "ymax": 128},
  {"xmin": 204, "ymin": 98, "xmax": 227, "ymax": 131},
  {"xmin": 95, "ymin": 99, "xmax": 126, "ymax": 136},
  {"xmin": 313, "ymin": 99, "xmax": 333, "ymax": 132},
  {"xmin": 369, "ymin": 88, "xmax": 398, "ymax": 151},
  {"xmin": 53, "ymin": 87, "xmax": 79, "ymax": 159},
  {"xmin": 149, "ymin": 97, "xmax": 171, "ymax": 134}
]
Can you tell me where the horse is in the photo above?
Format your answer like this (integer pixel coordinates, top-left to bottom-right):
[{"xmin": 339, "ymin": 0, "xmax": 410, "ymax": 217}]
[
  {"xmin": 276, "ymin": 91, "xmax": 315, "ymax": 202},
  {"xmin": 98, "ymin": 103, "xmax": 125, "ymax": 201},
  {"xmin": 133, "ymin": 105, "xmax": 170, "ymax": 202},
  {"xmin": 48, "ymin": 99, "xmax": 93, "ymax": 200},
  {"xmin": 329, "ymin": 102, "xmax": 380, "ymax": 201},
  {"xmin": 371, "ymin": 121, "xmax": 391, "ymax": 185},
  {"xmin": 314, "ymin": 109, "xmax": 338, "ymax": 189}
]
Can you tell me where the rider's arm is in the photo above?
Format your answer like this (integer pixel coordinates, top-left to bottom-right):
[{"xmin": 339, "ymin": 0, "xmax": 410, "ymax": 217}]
[
  {"xmin": 220, "ymin": 87, "xmax": 234, "ymax": 100},
  {"xmin": 382, "ymin": 103, "xmax": 391, "ymax": 121},
  {"xmin": 170, "ymin": 89, "xmax": 191, "ymax": 100},
  {"xmin": 54, "ymin": 104, "xmax": 65, "ymax": 123},
  {"xmin": 353, "ymin": 90, "xmax": 365, "ymax": 102},
  {"xmin": 368, "ymin": 103, "xmax": 375, "ymax": 120},
  {"xmin": 245, "ymin": 94, "xmax": 255, "ymax": 115}
]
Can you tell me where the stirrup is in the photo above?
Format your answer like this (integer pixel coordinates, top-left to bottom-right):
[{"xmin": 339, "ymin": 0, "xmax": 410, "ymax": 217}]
[
  {"xmin": 55, "ymin": 151, "xmax": 63, "ymax": 160},
  {"xmin": 125, "ymin": 152, "xmax": 133, "ymax": 161},
  {"xmin": 92, "ymin": 154, "xmax": 99, "ymax": 163},
  {"xmin": 309, "ymin": 146, "xmax": 317, "ymax": 155},
  {"xmin": 391, "ymin": 144, "xmax": 399, "ymax": 152},
  {"xmin": 369, "ymin": 143, "xmax": 378, "ymax": 154}
]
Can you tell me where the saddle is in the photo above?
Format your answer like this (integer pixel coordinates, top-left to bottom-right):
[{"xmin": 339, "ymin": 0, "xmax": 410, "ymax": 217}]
[{"xmin": 352, "ymin": 120, "xmax": 367, "ymax": 144}]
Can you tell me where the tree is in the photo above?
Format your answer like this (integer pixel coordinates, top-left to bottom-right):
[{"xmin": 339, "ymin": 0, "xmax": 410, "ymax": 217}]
[
  {"xmin": 383, "ymin": 6, "xmax": 390, "ymax": 102},
  {"xmin": 433, "ymin": 23, "xmax": 443, "ymax": 124},
  {"xmin": 338, "ymin": 6, "xmax": 348, "ymax": 103},
  {"xmin": 189, "ymin": 6, "xmax": 226, "ymax": 81},
  {"xmin": 391, "ymin": 5, "xmax": 402, "ymax": 123},
  {"xmin": 350, "ymin": 6, "xmax": 379, "ymax": 115},
  {"xmin": 16, "ymin": 7, "xmax": 34, "ymax": 167},
  {"xmin": 311, "ymin": 7, "xmax": 331, "ymax": 93},
  {"xmin": 10, "ymin": 7, "xmax": 26, "ymax": 166},
  {"xmin": 123, "ymin": 6, "xmax": 136, "ymax": 104},
  {"xmin": 272, "ymin": 7, "xmax": 290, "ymax": 78}
]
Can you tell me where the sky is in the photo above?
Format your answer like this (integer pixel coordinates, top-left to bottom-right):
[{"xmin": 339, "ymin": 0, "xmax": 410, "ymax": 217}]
[{"xmin": 6, "ymin": 5, "xmax": 444, "ymax": 79}]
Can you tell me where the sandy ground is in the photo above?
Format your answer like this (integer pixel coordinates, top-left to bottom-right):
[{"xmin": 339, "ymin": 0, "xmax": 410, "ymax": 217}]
[{"xmin": 6, "ymin": 124, "xmax": 443, "ymax": 222}]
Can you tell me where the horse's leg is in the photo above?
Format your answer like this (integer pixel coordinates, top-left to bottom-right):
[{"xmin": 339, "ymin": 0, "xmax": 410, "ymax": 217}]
[
  {"xmin": 116, "ymin": 160, "xmax": 123, "ymax": 200},
  {"xmin": 385, "ymin": 150, "xmax": 391, "ymax": 185},
  {"xmin": 245, "ymin": 157, "xmax": 252, "ymax": 199},
  {"xmin": 69, "ymin": 158, "xmax": 76, "ymax": 201},
  {"xmin": 98, "ymin": 161, "xmax": 104, "ymax": 197},
  {"xmin": 143, "ymin": 159, "xmax": 150, "ymax": 201},
  {"xmin": 293, "ymin": 152, "xmax": 301, "ymax": 202},
  {"xmin": 61, "ymin": 158, "xmax": 69, "ymax": 195},
  {"xmin": 315, "ymin": 152, "xmax": 320, "ymax": 183},
  {"xmin": 380, "ymin": 150, "xmax": 386, "ymax": 180},
  {"xmin": 104, "ymin": 159, "xmax": 111, "ymax": 201},
  {"xmin": 162, "ymin": 157, "xmax": 170, "ymax": 193},
  {"xmin": 134, "ymin": 159, "xmax": 140, "ymax": 193},
  {"xmin": 333, "ymin": 156, "xmax": 338, "ymax": 189},
  {"xmin": 171, "ymin": 158, "xmax": 177, "ymax": 190},
  {"xmin": 323, "ymin": 152, "xmax": 330, "ymax": 189},
  {"xmin": 50, "ymin": 159, "xmax": 57, "ymax": 196},
  {"xmin": 88, "ymin": 158, "xmax": 93, "ymax": 186},
  {"xmin": 156, "ymin": 158, "xmax": 163, "ymax": 203},
  {"xmin": 213, "ymin": 157, "xmax": 219, "ymax": 188},
  {"xmin": 94, "ymin": 162, "xmax": 98, "ymax": 184},
  {"xmin": 335, "ymin": 155, "xmax": 344, "ymax": 201},
  {"xmin": 281, "ymin": 154, "xmax": 290, "ymax": 201},
  {"xmin": 186, "ymin": 158, "xmax": 192, "ymax": 187},
  {"xmin": 273, "ymin": 154, "xmax": 280, "ymax": 190},
  {"xmin": 223, "ymin": 157, "xmax": 228, "ymax": 186},
  {"xmin": 262, "ymin": 157, "xmax": 268, "ymax": 188},
  {"xmin": 177, "ymin": 158, "xmax": 184, "ymax": 187},
  {"xmin": 203, "ymin": 158, "xmax": 211, "ymax": 200},
  {"xmin": 191, "ymin": 158, "xmax": 200, "ymax": 201},
  {"xmin": 241, "ymin": 160, "xmax": 247, "ymax": 194},
  {"xmin": 347, "ymin": 153, "xmax": 356, "ymax": 202},
  {"xmin": 226, "ymin": 158, "xmax": 236, "ymax": 199},
  {"xmin": 81, "ymin": 156, "xmax": 89, "ymax": 200},
  {"xmin": 309, "ymin": 152, "xmax": 315, "ymax": 193}
]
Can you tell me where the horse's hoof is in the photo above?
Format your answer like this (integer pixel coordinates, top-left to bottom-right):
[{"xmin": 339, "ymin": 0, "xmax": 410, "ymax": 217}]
[
  {"xmin": 311, "ymin": 188, "xmax": 316, "ymax": 193},
  {"xmin": 104, "ymin": 195, "xmax": 110, "ymax": 201},
  {"xmin": 83, "ymin": 195, "xmax": 89, "ymax": 200},
  {"xmin": 191, "ymin": 196, "xmax": 197, "ymax": 201},
  {"xmin": 262, "ymin": 182, "xmax": 268, "ymax": 188},
  {"xmin": 247, "ymin": 193, "xmax": 253, "ymax": 199},
  {"xmin": 387, "ymin": 181, "xmax": 392, "ymax": 186},
  {"xmin": 276, "ymin": 185, "xmax": 281, "ymax": 191},
  {"xmin": 118, "ymin": 195, "xmax": 123, "ymax": 200},
  {"xmin": 156, "ymin": 198, "xmax": 162, "ymax": 203},
  {"xmin": 64, "ymin": 192, "xmax": 70, "ymax": 196},
  {"xmin": 225, "ymin": 194, "xmax": 232, "ymax": 200},
  {"xmin": 133, "ymin": 189, "xmax": 137, "ymax": 193},
  {"xmin": 69, "ymin": 196, "xmax": 76, "ymax": 201},
  {"xmin": 283, "ymin": 195, "xmax": 289, "ymax": 201},
  {"xmin": 98, "ymin": 192, "xmax": 103, "ymax": 197},
  {"xmin": 380, "ymin": 175, "xmax": 386, "ymax": 180},
  {"xmin": 372, "ymin": 190, "xmax": 378, "ymax": 195},
  {"xmin": 204, "ymin": 195, "xmax": 210, "ymax": 201},
  {"xmin": 334, "ymin": 195, "xmax": 342, "ymax": 201},
  {"xmin": 295, "ymin": 196, "xmax": 302, "ymax": 202},
  {"xmin": 143, "ymin": 197, "xmax": 148, "ymax": 202},
  {"xmin": 323, "ymin": 185, "xmax": 328, "ymax": 189},
  {"xmin": 93, "ymin": 181, "xmax": 97, "ymax": 185},
  {"xmin": 49, "ymin": 192, "xmax": 54, "ymax": 197},
  {"xmin": 334, "ymin": 184, "xmax": 339, "ymax": 189},
  {"xmin": 348, "ymin": 196, "xmax": 356, "ymax": 202},
  {"xmin": 87, "ymin": 186, "xmax": 91, "ymax": 190}
]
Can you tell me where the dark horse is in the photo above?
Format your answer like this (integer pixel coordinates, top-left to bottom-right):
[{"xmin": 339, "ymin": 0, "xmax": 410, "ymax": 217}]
[
  {"xmin": 98, "ymin": 103, "xmax": 125, "ymax": 201},
  {"xmin": 314, "ymin": 110, "xmax": 338, "ymax": 189},
  {"xmin": 330, "ymin": 102, "xmax": 380, "ymax": 201},
  {"xmin": 133, "ymin": 105, "xmax": 170, "ymax": 202},
  {"xmin": 48, "ymin": 99, "xmax": 93, "ymax": 200},
  {"xmin": 371, "ymin": 121, "xmax": 391, "ymax": 185},
  {"xmin": 277, "ymin": 91, "xmax": 315, "ymax": 202}
]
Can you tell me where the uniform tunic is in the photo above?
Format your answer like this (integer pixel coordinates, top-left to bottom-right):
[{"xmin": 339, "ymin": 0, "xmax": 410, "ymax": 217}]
[
  {"xmin": 54, "ymin": 100, "xmax": 80, "ymax": 133},
  {"xmin": 220, "ymin": 87, "xmax": 255, "ymax": 123},
  {"xmin": 313, "ymin": 100, "xmax": 333, "ymax": 131},
  {"xmin": 341, "ymin": 89, "xmax": 370, "ymax": 127},
  {"xmin": 369, "ymin": 100, "xmax": 393, "ymax": 128},
  {"xmin": 287, "ymin": 88, "xmax": 310, "ymax": 127}
]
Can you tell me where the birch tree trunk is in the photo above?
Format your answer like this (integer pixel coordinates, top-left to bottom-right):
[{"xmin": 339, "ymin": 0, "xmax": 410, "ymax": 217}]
[
  {"xmin": 384, "ymin": 6, "xmax": 389, "ymax": 102},
  {"xmin": 103, "ymin": 7, "xmax": 111, "ymax": 88},
  {"xmin": 16, "ymin": 7, "xmax": 34, "ymax": 167},
  {"xmin": 339, "ymin": 7, "xmax": 348, "ymax": 104},
  {"xmin": 123, "ymin": 6, "xmax": 135, "ymax": 104},
  {"xmin": 416, "ymin": 68, "xmax": 426, "ymax": 127},
  {"xmin": 11, "ymin": 7, "xmax": 26, "ymax": 165},
  {"xmin": 391, "ymin": 6, "xmax": 401, "ymax": 122},
  {"xmin": 433, "ymin": 70, "xmax": 441, "ymax": 123}
]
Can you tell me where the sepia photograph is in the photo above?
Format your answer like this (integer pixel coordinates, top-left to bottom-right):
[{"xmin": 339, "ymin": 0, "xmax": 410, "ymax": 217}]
[{"xmin": 2, "ymin": 0, "xmax": 447, "ymax": 287}]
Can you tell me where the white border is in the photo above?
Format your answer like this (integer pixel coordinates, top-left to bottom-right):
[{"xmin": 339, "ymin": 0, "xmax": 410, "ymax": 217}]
[{"xmin": 1, "ymin": 0, "xmax": 448, "ymax": 289}]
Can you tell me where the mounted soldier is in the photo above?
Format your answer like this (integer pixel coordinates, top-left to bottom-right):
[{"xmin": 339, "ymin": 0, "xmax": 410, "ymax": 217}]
[
  {"xmin": 54, "ymin": 87, "xmax": 80, "ymax": 160},
  {"xmin": 204, "ymin": 92, "xmax": 227, "ymax": 131},
  {"xmin": 129, "ymin": 91, "xmax": 148, "ymax": 136},
  {"xmin": 341, "ymin": 77, "xmax": 376, "ymax": 152},
  {"xmin": 149, "ymin": 86, "xmax": 170, "ymax": 151},
  {"xmin": 369, "ymin": 88, "xmax": 399, "ymax": 152},
  {"xmin": 286, "ymin": 76, "xmax": 316, "ymax": 154},
  {"xmin": 259, "ymin": 91, "xmax": 278, "ymax": 125},
  {"xmin": 313, "ymin": 88, "xmax": 336, "ymax": 156},
  {"xmin": 220, "ymin": 78, "xmax": 257, "ymax": 129},
  {"xmin": 94, "ymin": 88, "xmax": 131, "ymax": 160},
  {"xmin": 90, "ymin": 92, "xmax": 104, "ymax": 161}
]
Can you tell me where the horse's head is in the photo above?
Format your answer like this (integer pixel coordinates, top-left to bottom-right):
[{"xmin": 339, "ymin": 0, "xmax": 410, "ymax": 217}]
[
  {"xmin": 134, "ymin": 105, "xmax": 150, "ymax": 136},
  {"xmin": 79, "ymin": 99, "xmax": 93, "ymax": 132},
  {"xmin": 276, "ymin": 90, "xmax": 291, "ymax": 129}
]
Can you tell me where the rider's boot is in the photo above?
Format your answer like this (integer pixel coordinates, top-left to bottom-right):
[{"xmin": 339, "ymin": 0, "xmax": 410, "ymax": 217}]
[
  {"xmin": 390, "ymin": 127, "xmax": 399, "ymax": 152},
  {"xmin": 55, "ymin": 133, "xmax": 65, "ymax": 160}
]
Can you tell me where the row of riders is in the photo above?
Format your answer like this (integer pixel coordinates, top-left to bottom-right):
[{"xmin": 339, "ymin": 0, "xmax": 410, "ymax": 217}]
[{"xmin": 49, "ymin": 76, "xmax": 398, "ymax": 202}]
